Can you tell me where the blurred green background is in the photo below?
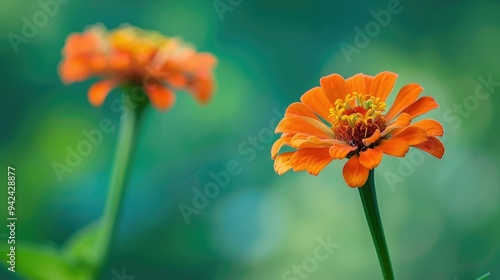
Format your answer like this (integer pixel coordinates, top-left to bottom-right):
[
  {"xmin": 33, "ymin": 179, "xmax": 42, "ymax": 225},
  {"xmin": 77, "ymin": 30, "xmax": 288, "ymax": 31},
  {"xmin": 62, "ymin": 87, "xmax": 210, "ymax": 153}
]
[{"xmin": 1, "ymin": 0, "xmax": 499, "ymax": 279}]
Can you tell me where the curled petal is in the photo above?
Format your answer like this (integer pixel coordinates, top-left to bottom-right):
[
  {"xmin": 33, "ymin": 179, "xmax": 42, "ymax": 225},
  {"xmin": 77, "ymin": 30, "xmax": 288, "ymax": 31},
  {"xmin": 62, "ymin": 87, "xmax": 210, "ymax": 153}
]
[
  {"xmin": 342, "ymin": 155, "xmax": 369, "ymax": 188},
  {"xmin": 359, "ymin": 148, "xmax": 383, "ymax": 169},
  {"xmin": 402, "ymin": 96, "xmax": 439, "ymax": 119},
  {"xmin": 391, "ymin": 126, "xmax": 428, "ymax": 146},
  {"xmin": 380, "ymin": 113, "xmax": 412, "ymax": 137},
  {"xmin": 377, "ymin": 138, "xmax": 409, "ymax": 157},
  {"xmin": 362, "ymin": 129, "xmax": 381, "ymax": 146},
  {"xmin": 413, "ymin": 137, "xmax": 445, "ymax": 159},
  {"xmin": 385, "ymin": 83, "xmax": 423, "ymax": 122},
  {"xmin": 271, "ymin": 136, "xmax": 293, "ymax": 159},
  {"xmin": 371, "ymin": 71, "xmax": 398, "ymax": 102},
  {"xmin": 274, "ymin": 152, "xmax": 294, "ymax": 175},
  {"xmin": 88, "ymin": 79, "xmax": 117, "ymax": 106},
  {"xmin": 412, "ymin": 119, "xmax": 444, "ymax": 137},
  {"xmin": 145, "ymin": 83, "xmax": 176, "ymax": 110}
]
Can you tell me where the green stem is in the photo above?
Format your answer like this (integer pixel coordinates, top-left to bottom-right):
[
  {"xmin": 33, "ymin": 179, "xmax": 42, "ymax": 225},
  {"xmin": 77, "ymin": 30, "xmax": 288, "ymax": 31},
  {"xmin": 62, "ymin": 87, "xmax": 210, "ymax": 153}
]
[
  {"xmin": 358, "ymin": 169, "xmax": 395, "ymax": 280},
  {"xmin": 93, "ymin": 89, "xmax": 146, "ymax": 278}
]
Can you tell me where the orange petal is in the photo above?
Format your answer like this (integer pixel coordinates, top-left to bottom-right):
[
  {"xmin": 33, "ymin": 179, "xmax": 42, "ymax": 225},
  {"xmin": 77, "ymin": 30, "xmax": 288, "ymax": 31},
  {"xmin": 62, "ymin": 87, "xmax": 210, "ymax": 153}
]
[
  {"xmin": 285, "ymin": 102, "xmax": 320, "ymax": 120},
  {"xmin": 402, "ymin": 96, "xmax": 439, "ymax": 119},
  {"xmin": 275, "ymin": 117, "xmax": 334, "ymax": 139},
  {"xmin": 385, "ymin": 83, "xmax": 423, "ymax": 122},
  {"xmin": 88, "ymin": 79, "xmax": 117, "ymax": 106},
  {"xmin": 306, "ymin": 150, "xmax": 334, "ymax": 176},
  {"xmin": 291, "ymin": 134, "xmax": 341, "ymax": 149},
  {"xmin": 364, "ymin": 75, "xmax": 374, "ymax": 93},
  {"xmin": 359, "ymin": 148, "xmax": 383, "ymax": 169},
  {"xmin": 271, "ymin": 136, "xmax": 293, "ymax": 159},
  {"xmin": 380, "ymin": 113, "xmax": 412, "ymax": 137},
  {"xmin": 188, "ymin": 73, "xmax": 214, "ymax": 104},
  {"xmin": 329, "ymin": 143, "xmax": 357, "ymax": 159},
  {"xmin": 59, "ymin": 59, "xmax": 91, "ymax": 83},
  {"xmin": 413, "ymin": 137, "xmax": 445, "ymax": 159},
  {"xmin": 371, "ymin": 71, "xmax": 398, "ymax": 102},
  {"xmin": 342, "ymin": 155, "xmax": 369, "ymax": 188},
  {"xmin": 412, "ymin": 119, "xmax": 444, "ymax": 137},
  {"xmin": 274, "ymin": 152, "xmax": 294, "ymax": 175},
  {"xmin": 362, "ymin": 129, "xmax": 381, "ymax": 146},
  {"xmin": 145, "ymin": 83, "xmax": 176, "ymax": 110},
  {"xmin": 391, "ymin": 126, "xmax": 428, "ymax": 146},
  {"xmin": 320, "ymin": 74, "xmax": 349, "ymax": 105},
  {"xmin": 377, "ymin": 138, "xmax": 409, "ymax": 157},
  {"xmin": 300, "ymin": 87, "xmax": 333, "ymax": 121},
  {"xmin": 346, "ymin": 73, "xmax": 366, "ymax": 95},
  {"xmin": 290, "ymin": 148, "xmax": 331, "ymax": 174}
]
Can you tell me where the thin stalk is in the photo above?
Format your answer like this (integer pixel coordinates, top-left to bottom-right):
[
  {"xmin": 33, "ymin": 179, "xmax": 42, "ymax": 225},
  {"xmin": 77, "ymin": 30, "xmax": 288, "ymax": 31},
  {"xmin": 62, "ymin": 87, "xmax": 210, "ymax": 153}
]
[
  {"xmin": 93, "ymin": 89, "xmax": 146, "ymax": 278},
  {"xmin": 358, "ymin": 169, "xmax": 395, "ymax": 280}
]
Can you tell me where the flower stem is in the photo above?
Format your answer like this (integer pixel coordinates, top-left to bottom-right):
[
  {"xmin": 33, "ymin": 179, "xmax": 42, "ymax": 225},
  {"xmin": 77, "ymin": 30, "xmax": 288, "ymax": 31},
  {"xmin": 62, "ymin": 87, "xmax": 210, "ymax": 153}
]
[
  {"xmin": 358, "ymin": 169, "xmax": 395, "ymax": 280},
  {"xmin": 93, "ymin": 88, "xmax": 146, "ymax": 278}
]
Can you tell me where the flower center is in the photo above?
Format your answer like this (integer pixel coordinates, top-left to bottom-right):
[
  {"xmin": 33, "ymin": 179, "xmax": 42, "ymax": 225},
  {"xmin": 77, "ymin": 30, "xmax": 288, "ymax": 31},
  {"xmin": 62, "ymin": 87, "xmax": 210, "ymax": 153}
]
[{"xmin": 329, "ymin": 92, "xmax": 387, "ymax": 149}]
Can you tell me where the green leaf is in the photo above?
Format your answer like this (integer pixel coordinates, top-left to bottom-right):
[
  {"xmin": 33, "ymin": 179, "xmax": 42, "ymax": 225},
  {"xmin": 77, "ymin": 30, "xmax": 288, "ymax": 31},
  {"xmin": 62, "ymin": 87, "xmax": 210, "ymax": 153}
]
[
  {"xmin": 62, "ymin": 222, "xmax": 100, "ymax": 269},
  {"xmin": 7, "ymin": 244, "xmax": 90, "ymax": 280}
]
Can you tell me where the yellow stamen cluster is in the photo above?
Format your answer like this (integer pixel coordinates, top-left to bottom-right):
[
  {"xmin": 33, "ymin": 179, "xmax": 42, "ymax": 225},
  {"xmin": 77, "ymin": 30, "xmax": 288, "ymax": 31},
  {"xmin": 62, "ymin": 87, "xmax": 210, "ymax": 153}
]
[{"xmin": 329, "ymin": 92, "xmax": 387, "ymax": 148}]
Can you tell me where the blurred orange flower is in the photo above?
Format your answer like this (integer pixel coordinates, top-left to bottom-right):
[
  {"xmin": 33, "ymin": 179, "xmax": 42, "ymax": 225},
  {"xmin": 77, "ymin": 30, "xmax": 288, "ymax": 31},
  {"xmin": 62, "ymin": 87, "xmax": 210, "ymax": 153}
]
[
  {"xmin": 272, "ymin": 71, "xmax": 445, "ymax": 187},
  {"xmin": 59, "ymin": 24, "xmax": 217, "ymax": 110}
]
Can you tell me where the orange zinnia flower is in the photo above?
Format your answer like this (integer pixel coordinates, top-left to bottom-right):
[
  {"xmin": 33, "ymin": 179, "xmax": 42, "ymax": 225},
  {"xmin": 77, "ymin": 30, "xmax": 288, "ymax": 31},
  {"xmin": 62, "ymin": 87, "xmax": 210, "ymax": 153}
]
[
  {"xmin": 59, "ymin": 24, "xmax": 217, "ymax": 110},
  {"xmin": 272, "ymin": 71, "xmax": 445, "ymax": 188}
]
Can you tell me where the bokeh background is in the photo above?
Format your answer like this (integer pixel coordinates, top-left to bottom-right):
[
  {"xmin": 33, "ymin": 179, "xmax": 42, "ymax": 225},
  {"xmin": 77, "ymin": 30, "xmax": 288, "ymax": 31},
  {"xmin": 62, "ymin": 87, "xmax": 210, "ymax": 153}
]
[{"xmin": 1, "ymin": 0, "xmax": 500, "ymax": 279}]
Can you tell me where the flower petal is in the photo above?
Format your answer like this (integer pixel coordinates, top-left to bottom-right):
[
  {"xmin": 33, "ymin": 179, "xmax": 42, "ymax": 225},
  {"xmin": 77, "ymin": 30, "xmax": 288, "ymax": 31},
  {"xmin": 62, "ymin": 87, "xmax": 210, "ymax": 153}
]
[
  {"xmin": 329, "ymin": 143, "xmax": 357, "ymax": 159},
  {"xmin": 346, "ymin": 73, "xmax": 366, "ymax": 95},
  {"xmin": 342, "ymin": 155, "xmax": 369, "ymax": 188},
  {"xmin": 380, "ymin": 113, "xmax": 412, "ymax": 137},
  {"xmin": 290, "ymin": 148, "xmax": 331, "ymax": 174},
  {"xmin": 384, "ymin": 83, "xmax": 423, "ymax": 122},
  {"xmin": 391, "ymin": 126, "xmax": 428, "ymax": 146},
  {"xmin": 300, "ymin": 87, "xmax": 333, "ymax": 121},
  {"xmin": 362, "ymin": 129, "xmax": 381, "ymax": 146},
  {"xmin": 320, "ymin": 74, "xmax": 349, "ymax": 105},
  {"xmin": 188, "ymin": 72, "xmax": 214, "ymax": 104},
  {"xmin": 145, "ymin": 83, "xmax": 176, "ymax": 110},
  {"xmin": 364, "ymin": 75, "xmax": 374, "ymax": 93},
  {"xmin": 377, "ymin": 138, "xmax": 409, "ymax": 157},
  {"xmin": 359, "ymin": 148, "xmax": 383, "ymax": 169},
  {"xmin": 371, "ymin": 71, "xmax": 398, "ymax": 102},
  {"xmin": 285, "ymin": 102, "xmax": 320, "ymax": 120},
  {"xmin": 306, "ymin": 150, "xmax": 334, "ymax": 176},
  {"xmin": 275, "ymin": 116, "xmax": 334, "ymax": 139},
  {"xmin": 274, "ymin": 152, "xmax": 294, "ymax": 175},
  {"xmin": 291, "ymin": 134, "xmax": 342, "ymax": 149},
  {"xmin": 413, "ymin": 137, "xmax": 445, "ymax": 159},
  {"xmin": 402, "ymin": 96, "xmax": 439, "ymax": 119},
  {"xmin": 88, "ymin": 79, "xmax": 117, "ymax": 106},
  {"xmin": 271, "ymin": 136, "xmax": 293, "ymax": 159},
  {"xmin": 411, "ymin": 119, "xmax": 444, "ymax": 137}
]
